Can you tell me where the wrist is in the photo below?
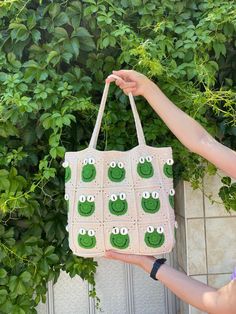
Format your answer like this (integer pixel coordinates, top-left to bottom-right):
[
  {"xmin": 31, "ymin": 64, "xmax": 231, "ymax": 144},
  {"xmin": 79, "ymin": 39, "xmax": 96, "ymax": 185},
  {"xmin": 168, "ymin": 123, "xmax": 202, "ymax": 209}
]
[
  {"xmin": 150, "ymin": 258, "xmax": 167, "ymax": 281},
  {"xmin": 154, "ymin": 263, "xmax": 167, "ymax": 280},
  {"xmin": 142, "ymin": 79, "xmax": 161, "ymax": 99},
  {"xmin": 139, "ymin": 256, "xmax": 156, "ymax": 273}
]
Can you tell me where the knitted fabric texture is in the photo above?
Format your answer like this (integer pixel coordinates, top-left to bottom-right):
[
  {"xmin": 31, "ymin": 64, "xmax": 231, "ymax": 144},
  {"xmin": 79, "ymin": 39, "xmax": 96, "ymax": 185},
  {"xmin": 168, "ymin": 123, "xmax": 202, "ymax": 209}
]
[{"xmin": 64, "ymin": 76, "xmax": 177, "ymax": 257}]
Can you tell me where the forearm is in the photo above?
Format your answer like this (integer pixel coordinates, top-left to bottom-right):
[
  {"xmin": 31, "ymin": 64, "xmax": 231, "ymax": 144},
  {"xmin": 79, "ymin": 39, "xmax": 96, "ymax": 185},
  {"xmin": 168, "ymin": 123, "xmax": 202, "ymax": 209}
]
[
  {"xmin": 143, "ymin": 81, "xmax": 236, "ymax": 178},
  {"xmin": 156, "ymin": 264, "xmax": 219, "ymax": 313},
  {"xmin": 143, "ymin": 81, "xmax": 209, "ymax": 154}
]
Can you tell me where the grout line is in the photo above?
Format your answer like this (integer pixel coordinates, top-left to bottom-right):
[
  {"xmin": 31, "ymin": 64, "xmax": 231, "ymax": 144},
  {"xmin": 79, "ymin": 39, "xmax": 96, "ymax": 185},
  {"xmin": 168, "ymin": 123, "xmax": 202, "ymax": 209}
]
[
  {"xmin": 175, "ymin": 213, "xmax": 236, "ymax": 220},
  {"xmin": 189, "ymin": 272, "xmax": 232, "ymax": 276},
  {"xmin": 46, "ymin": 281, "xmax": 54, "ymax": 314},
  {"xmin": 183, "ymin": 182, "xmax": 189, "ymax": 276},
  {"xmin": 178, "ymin": 215, "xmax": 236, "ymax": 220},
  {"xmin": 124, "ymin": 263, "xmax": 135, "ymax": 314},
  {"xmin": 202, "ymin": 177, "xmax": 209, "ymax": 285},
  {"xmin": 88, "ymin": 283, "xmax": 95, "ymax": 314},
  {"xmin": 164, "ymin": 251, "xmax": 178, "ymax": 314}
]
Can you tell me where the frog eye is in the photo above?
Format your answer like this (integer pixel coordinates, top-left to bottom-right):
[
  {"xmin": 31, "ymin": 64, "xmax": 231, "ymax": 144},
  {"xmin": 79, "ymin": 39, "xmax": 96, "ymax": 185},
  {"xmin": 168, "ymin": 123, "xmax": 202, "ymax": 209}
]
[
  {"xmin": 79, "ymin": 195, "xmax": 86, "ymax": 202},
  {"xmin": 157, "ymin": 226, "xmax": 164, "ymax": 234},
  {"xmin": 120, "ymin": 227, "xmax": 128, "ymax": 235},
  {"xmin": 169, "ymin": 189, "xmax": 175, "ymax": 196},
  {"xmin": 112, "ymin": 227, "xmax": 119, "ymax": 234},
  {"xmin": 118, "ymin": 161, "xmax": 124, "ymax": 168},
  {"xmin": 64, "ymin": 194, "xmax": 69, "ymax": 200},
  {"xmin": 142, "ymin": 191, "xmax": 150, "ymax": 199},
  {"xmin": 151, "ymin": 191, "xmax": 159, "ymax": 199},
  {"xmin": 87, "ymin": 195, "xmax": 95, "ymax": 202},
  {"xmin": 175, "ymin": 221, "xmax": 178, "ymax": 229},
  {"xmin": 139, "ymin": 156, "xmax": 145, "ymax": 164},
  {"xmin": 119, "ymin": 193, "xmax": 126, "ymax": 200},
  {"xmin": 147, "ymin": 225, "xmax": 154, "ymax": 233},
  {"xmin": 110, "ymin": 161, "xmax": 116, "ymax": 168},
  {"xmin": 89, "ymin": 157, "xmax": 95, "ymax": 165},
  {"xmin": 62, "ymin": 161, "xmax": 69, "ymax": 168},
  {"xmin": 110, "ymin": 194, "xmax": 117, "ymax": 201},
  {"xmin": 146, "ymin": 156, "xmax": 152, "ymax": 162},
  {"xmin": 88, "ymin": 229, "xmax": 95, "ymax": 236},
  {"xmin": 79, "ymin": 228, "xmax": 86, "ymax": 235},
  {"xmin": 83, "ymin": 158, "xmax": 88, "ymax": 165},
  {"xmin": 166, "ymin": 158, "xmax": 174, "ymax": 165}
]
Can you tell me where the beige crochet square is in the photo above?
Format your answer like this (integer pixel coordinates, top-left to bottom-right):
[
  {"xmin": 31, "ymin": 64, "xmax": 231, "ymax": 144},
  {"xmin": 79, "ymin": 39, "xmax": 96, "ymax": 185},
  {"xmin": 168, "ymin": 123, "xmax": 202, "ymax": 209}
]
[
  {"xmin": 69, "ymin": 222, "xmax": 105, "ymax": 257},
  {"xmin": 138, "ymin": 220, "xmax": 175, "ymax": 255},
  {"xmin": 71, "ymin": 187, "xmax": 104, "ymax": 224},
  {"xmin": 104, "ymin": 221, "xmax": 140, "ymax": 254}
]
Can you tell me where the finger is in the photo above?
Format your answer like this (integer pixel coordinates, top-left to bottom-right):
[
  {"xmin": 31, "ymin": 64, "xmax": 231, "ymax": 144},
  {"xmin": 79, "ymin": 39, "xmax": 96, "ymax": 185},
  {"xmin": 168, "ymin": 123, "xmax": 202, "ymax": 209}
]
[
  {"xmin": 123, "ymin": 87, "xmax": 136, "ymax": 95},
  {"xmin": 106, "ymin": 74, "xmax": 123, "ymax": 83},
  {"xmin": 119, "ymin": 82, "xmax": 136, "ymax": 89},
  {"xmin": 105, "ymin": 76, "xmax": 116, "ymax": 83},
  {"xmin": 115, "ymin": 78, "xmax": 125, "ymax": 87},
  {"xmin": 112, "ymin": 70, "xmax": 131, "ymax": 81},
  {"xmin": 104, "ymin": 250, "xmax": 140, "ymax": 265}
]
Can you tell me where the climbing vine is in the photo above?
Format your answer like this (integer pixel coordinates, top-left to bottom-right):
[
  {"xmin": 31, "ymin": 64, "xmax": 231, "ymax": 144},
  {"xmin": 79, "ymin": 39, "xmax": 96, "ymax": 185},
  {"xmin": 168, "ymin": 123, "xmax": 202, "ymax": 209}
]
[{"xmin": 0, "ymin": 0, "xmax": 236, "ymax": 312}]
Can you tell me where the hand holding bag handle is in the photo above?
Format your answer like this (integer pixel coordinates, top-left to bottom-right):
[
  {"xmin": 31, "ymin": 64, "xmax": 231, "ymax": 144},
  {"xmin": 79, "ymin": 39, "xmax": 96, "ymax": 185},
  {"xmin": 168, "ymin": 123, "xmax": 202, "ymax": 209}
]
[{"xmin": 89, "ymin": 74, "xmax": 146, "ymax": 149}]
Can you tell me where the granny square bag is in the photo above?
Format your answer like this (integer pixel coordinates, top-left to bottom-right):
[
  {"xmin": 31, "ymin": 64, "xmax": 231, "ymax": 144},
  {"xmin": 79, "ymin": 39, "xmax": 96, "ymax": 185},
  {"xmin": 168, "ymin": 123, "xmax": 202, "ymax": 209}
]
[{"xmin": 63, "ymin": 75, "xmax": 177, "ymax": 257}]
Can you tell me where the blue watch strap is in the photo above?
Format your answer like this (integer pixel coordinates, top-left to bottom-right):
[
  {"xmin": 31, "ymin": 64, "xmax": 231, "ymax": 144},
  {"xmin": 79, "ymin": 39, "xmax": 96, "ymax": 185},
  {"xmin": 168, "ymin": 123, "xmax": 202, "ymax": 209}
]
[{"xmin": 150, "ymin": 258, "xmax": 167, "ymax": 280}]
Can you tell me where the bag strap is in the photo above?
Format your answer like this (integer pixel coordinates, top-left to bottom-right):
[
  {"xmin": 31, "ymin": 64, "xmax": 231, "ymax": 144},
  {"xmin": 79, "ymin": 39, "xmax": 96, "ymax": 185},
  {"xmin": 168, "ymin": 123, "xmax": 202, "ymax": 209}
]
[{"xmin": 88, "ymin": 74, "xmax": 146, "ymax": 149}]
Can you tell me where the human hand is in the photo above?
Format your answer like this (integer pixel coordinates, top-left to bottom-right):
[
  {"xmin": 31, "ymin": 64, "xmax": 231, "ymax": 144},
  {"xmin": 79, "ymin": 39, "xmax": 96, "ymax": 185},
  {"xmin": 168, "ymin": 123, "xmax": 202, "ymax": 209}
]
[
  {"xmin": 104, "ymin": 250, "xmax": 156, "ymax": 274},
  {"xmin": 105, "ymin": 69, "xmax": 153, "ymax": 97}
]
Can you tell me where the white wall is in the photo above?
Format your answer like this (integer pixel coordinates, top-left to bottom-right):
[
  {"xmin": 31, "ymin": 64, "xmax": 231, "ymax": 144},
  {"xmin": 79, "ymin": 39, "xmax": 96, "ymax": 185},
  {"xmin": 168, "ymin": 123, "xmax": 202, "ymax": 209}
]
[{"xmin": 37, "ymin": 254, "xmax": 177, "ymax": 314}]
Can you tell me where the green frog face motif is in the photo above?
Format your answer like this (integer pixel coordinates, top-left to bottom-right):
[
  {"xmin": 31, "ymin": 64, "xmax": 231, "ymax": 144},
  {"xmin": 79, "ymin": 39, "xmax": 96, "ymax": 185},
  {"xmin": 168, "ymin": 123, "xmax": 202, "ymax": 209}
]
[
  {"xmin": 108, "ymin": 161, "xmax": 125, "ymax": 182},
  {"xmin": 141, "ymin": 191, "xmax": 160, "ymax": 213},
  {"xmin": 81, "ymin": 158, "xmax": 96, "ymax": 182},
  {"xmin": 144, "ymin": 226, "xmax": 165, "ymax": 248},
  {"xmin": 109, "ymin": 193, "xmax": 128, "ymax": 216},
  {"xmin": 78, "ymin": 194, "xmax": 95, "ymax": 216},
  {"xmin": 63, "ymin": 161, "xmax": 71, "ymax": 183},
  {"xmin": 169, "ymin": 188, "xmax": 175, "ymax": 209},
  {"xmin": 64, "ymin": 194, "xmax": 69, "ymax": 211},
  {"xmin": 137, "ymin": 156, "xmax": 154, "ymax": 178},
  {"xmin": 110, "ymin": 227, "xmax": 130, "ymax": 249},
  {"xmin": 174, "ymin": 221, "xmax": 178, "ymax": 240},
  {"xmin": 78, "ymin": 228, "xmax": 96, "ymax": 249},
  {"xmin": 163, "ymin": 158, "xmax": 173, "ymax": 178}
]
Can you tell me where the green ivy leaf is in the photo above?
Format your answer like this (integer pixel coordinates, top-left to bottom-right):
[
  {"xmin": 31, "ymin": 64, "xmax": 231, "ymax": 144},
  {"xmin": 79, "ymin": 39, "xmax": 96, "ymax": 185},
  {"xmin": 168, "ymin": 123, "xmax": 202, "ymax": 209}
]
[{"xmin": 0, "ymin": 269, "xmax": 7, "ymax": 279}]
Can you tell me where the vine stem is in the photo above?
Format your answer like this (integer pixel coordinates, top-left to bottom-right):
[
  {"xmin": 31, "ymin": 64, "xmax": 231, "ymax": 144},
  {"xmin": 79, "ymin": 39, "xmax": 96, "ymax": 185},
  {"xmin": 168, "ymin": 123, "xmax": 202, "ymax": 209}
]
[{"xmin": 0, "ymin": 242, "xmax": 37, "ymax": 275}]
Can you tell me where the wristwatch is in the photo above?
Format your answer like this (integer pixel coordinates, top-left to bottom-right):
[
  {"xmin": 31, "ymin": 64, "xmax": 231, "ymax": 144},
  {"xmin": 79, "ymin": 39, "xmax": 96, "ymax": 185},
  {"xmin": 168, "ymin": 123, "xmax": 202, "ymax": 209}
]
[{"xmin": 150, "ymin": 258, "xmax": 167, "ymax": 281}]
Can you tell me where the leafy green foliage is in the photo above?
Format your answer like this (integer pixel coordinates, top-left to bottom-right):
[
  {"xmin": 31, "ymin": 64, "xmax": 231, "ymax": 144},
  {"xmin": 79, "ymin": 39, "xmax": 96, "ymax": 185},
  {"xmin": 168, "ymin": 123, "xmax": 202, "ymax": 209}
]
[
  {"xmin": 219, "ymin": 177, "xmax": 236, "ymax": 211},
  {"xmin": 0, "ymin": 0, "xmax": 235, "ymax": 312}
]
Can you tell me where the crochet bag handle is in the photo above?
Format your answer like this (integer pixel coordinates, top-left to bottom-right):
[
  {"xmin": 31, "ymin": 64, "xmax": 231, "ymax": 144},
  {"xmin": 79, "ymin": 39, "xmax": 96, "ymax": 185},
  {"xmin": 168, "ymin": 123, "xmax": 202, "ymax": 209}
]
[{"xmin": 88, "ymin": 74, "xmax": 146, "ymax": 149}]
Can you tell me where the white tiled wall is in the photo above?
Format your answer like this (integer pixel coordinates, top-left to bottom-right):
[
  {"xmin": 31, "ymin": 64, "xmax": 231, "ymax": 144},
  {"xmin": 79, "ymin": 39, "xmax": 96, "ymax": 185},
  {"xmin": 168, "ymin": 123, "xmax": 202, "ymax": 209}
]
[
  {"xmin": 175, "ymin": 171, "xmax": 236, "ymax": 314},
  {"xmin": 37, "ymin": 258, "xmax": 169, "ymax": 314}
]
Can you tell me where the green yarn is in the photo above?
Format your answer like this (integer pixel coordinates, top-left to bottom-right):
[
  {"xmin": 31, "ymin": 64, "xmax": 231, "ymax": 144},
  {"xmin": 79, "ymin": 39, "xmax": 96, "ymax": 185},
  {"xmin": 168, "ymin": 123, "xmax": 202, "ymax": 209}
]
[
  {"xmin": 110, "ymin": 232, "xmax": 130, "ymax": 249},
  {"xmin": 109, "ymin": 197, "xmax": 128, "ymax": 215},
  {"xmin": 137, "ymin": 160, "xmax": 154, "ymax": 178},
  {"xmin": 65, "ymin": 166, "xmax": 71, "ymax": 183},
  {"xmin": 78, "ymin": 200, "xmax": 95, "ymax": 216},
  {"xmin": 82, "ymin": 164, "xmax": 96, "ymax": 182},
  {"xmin": 169, "ymin": 195, "xmax": 174, "ymax": 209},
  {"xmin": 108, "ymin": 165, "xmax": 125, "ymax": 182},
  {"xmin": 141, "ymin": 196, "xmax": 160, "ymax": 213},
  {"xmin": 163, "ymin": 163, "xmax": 173, "ymax": 178},
  {"xmin": 78, "ymin": 232, "xmax": 96, "ymax": 249},
  {"xmin": 144, "ymin": 229, "xmax": 165, "ymax": 248}
]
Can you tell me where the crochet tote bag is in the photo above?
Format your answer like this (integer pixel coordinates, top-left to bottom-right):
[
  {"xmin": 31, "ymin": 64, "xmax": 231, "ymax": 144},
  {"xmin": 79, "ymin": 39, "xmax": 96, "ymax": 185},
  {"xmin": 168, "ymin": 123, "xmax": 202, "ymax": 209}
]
[{"xmin": 63, "ymin": 75, "xmax": 177, "ymax": 257}]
